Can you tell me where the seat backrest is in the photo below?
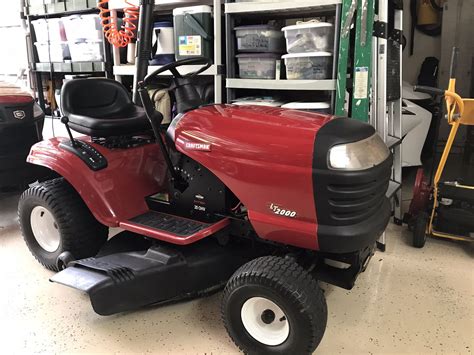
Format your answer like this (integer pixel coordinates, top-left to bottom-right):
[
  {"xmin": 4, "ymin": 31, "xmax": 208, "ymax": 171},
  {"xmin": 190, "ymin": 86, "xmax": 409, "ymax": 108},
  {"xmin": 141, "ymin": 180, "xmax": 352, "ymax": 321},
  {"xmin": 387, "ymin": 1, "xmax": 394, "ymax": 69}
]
[{"xmin": 61, "ymin": 78, "xmax": 133, "ymax": 119}]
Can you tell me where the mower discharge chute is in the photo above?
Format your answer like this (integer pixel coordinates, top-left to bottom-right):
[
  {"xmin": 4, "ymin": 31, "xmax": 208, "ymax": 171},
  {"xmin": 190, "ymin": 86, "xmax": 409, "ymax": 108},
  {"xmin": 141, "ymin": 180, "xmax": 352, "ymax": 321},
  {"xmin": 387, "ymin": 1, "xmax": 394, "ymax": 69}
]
[{"xmin": 18, "ymin": 58, "xmax": 392, "ymax": 354}]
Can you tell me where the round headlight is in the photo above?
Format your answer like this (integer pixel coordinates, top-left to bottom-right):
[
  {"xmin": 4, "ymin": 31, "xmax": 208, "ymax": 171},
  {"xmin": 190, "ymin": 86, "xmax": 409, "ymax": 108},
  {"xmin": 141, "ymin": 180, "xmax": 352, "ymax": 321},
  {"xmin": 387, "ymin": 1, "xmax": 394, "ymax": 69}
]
[{"xmin": 328, "ymin": 134, "xmax": 390, "ymax": 170}]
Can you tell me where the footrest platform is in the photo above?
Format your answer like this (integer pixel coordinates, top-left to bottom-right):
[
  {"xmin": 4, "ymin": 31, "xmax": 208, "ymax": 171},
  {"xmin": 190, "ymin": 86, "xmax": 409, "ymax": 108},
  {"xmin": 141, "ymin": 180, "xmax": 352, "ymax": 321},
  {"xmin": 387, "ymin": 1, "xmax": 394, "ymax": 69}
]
[{"xmin": 119, "ymin": 211, "xmax": 229, "ymax": 245}]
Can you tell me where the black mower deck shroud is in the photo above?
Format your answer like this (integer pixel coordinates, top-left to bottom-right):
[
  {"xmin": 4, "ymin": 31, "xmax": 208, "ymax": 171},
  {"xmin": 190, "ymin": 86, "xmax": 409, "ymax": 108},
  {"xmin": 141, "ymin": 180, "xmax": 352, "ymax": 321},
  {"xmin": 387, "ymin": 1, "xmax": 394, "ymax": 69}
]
[{"xmin": 50, "ymin": 232, "xmax": 253, "ymax": 315}]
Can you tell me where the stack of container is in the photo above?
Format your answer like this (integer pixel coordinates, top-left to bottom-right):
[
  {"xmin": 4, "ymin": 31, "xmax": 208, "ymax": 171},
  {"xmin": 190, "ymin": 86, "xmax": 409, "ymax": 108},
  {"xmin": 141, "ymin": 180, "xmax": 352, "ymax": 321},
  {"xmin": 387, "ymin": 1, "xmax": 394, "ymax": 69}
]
[
  {"xmin": 234, "ymin": 24, "xmax": 285, "ymax": 80},
  {"xmin": 281, "ymin": 20, "xmax": 334, "ymax": 113},
  {"xmin": 281, "ymin": 21, "xmax": 334, "ymax": 80},
  {"xmin": 31, "ymin": 14, "xmax": 103, "ymax": 63},
  {"xmin": 63, "ymin": 14, "xmax": 103, "ymax": 62},
  {"xmin": 32, "ymin": 18, "xmax": 70, "ymax": 62}
]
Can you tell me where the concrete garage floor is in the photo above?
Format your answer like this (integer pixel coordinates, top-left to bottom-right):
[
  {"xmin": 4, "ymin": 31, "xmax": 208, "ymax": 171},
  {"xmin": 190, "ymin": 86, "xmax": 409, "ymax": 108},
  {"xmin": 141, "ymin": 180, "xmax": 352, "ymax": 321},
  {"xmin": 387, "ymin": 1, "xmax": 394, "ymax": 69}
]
[{"xmin": 0, "ymin": 193, "xmax": 473, "ymax": 354}]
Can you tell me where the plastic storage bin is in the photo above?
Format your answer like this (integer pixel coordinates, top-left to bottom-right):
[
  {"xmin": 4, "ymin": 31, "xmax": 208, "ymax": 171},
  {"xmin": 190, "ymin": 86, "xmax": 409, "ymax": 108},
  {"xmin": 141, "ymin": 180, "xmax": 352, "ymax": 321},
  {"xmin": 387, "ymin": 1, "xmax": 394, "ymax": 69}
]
[
  {"xmin": 32, "ymin": 18, "xmax": 67, "ymax": 42},
  {"xmin": 237, "ymin": 53, "xmax": 280, "ymax": 79},
  {"xmin": 68, "ymin": 40, "xmax": 104, "ymax": 61},
  {"xmin": 173, "ymin": 6, "xmax": 213, "ymax": 61},
  {"xmin": 151, "ymin": 21, "xmax": 175, "ymax": 65},
  {"xmin": 282, "ymin": 22, "xmax": 334, "ymax": 53},
  {"xmin": 281, "ymin": 102, "xmax": 331, "ymax": 113},
  {"xmin": 234, "ymin": 25, "xmax": 284, "ymax": 53},
  {"xmin": 62, "ymin": 14, "xmax": 102, "ymax": 41},
  {"xmin": 282, "ymin": 52, "xmax": 332, "ymax": 80},
  {"xmin": 34, "ymin": 41, "xmax": 70, "ymax": 62}
]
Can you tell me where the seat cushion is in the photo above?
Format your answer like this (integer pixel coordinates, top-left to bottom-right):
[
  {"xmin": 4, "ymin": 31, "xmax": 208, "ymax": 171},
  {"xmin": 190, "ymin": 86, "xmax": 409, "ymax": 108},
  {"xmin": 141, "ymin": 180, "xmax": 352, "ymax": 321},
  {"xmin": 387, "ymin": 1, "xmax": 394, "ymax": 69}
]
[
  {"xmin": 68, "ymin": 105, "xmax": 153, "ymax": 137},
  {"xmin": 61, "ymin": 78, "xmax": 155, "ymax": 137}
]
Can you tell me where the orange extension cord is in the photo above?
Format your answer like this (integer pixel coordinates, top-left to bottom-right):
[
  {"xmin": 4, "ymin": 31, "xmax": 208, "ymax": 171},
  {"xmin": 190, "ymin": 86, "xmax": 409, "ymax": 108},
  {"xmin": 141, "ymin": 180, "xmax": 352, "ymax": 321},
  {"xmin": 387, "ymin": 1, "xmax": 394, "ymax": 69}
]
[{"xmin": 97, "ymin": 0, "xmax": 139, "ymax": 48}]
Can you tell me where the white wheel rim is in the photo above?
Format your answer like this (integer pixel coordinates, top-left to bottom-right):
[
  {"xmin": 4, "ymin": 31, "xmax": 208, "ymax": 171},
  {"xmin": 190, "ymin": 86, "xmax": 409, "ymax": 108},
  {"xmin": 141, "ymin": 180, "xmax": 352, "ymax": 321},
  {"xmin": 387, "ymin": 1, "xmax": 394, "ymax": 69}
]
[
  {"xmin": 30, "ymin": 206, "xmax": 61, "ymax": 253},
  {"xmin": 241, "ymin": 297, "xmax": 290, "ymax": 346}
]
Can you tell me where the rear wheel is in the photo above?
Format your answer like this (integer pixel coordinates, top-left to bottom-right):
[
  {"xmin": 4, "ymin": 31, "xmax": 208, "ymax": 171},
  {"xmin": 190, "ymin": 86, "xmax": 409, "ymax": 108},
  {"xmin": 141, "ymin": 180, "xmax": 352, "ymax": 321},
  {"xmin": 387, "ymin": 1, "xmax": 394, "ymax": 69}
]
[
  {"xmin": 413, "ymin": 212, "xmax": 428, "ymax": 248},
  {"xmin": 222, "ymin": 256, "xmax": 327, "ymax": 354},
  {"xmin": 18, "ymin": 178, "xmax": 108, "ymax": 271}
]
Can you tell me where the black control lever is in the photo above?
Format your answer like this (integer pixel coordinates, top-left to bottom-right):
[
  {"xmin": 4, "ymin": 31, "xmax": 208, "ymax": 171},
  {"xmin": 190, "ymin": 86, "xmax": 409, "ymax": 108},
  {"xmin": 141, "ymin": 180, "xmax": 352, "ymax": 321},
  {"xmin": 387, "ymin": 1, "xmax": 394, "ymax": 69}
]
[
  {"xmin": 137, "ymin": 82, "xmax": 188, "ymax": 192},
  {"xmin": 61, "ymin": 116, "xmax": 78, "ymax": 147},
  {"xmin": 58, "ymin": 116, "xmax": 107, "ymax": 171}
]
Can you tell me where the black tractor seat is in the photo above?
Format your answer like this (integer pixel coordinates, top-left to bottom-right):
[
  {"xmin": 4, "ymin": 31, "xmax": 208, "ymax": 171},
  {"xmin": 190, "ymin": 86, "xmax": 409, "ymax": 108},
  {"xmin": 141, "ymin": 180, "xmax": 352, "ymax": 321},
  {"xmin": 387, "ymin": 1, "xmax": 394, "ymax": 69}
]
[{"xmin": 61, "ymin": 78, "xmax": 156, "ymax": 137}]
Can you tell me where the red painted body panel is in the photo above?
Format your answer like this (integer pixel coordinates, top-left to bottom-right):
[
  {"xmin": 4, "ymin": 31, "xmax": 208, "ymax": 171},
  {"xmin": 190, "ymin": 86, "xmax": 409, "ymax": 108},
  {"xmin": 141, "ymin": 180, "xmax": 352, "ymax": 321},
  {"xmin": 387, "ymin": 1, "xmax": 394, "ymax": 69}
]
[
  {"xmin": 28, "ymin": 137, "xmax": 167, "ymax": 226},
  {"xmin": 29, "ymin": 105, "xmax": 334, "ymax": 250},
  {"xmin": 174, "ymin": 105, "xmax": 332, "ymax": 250}
]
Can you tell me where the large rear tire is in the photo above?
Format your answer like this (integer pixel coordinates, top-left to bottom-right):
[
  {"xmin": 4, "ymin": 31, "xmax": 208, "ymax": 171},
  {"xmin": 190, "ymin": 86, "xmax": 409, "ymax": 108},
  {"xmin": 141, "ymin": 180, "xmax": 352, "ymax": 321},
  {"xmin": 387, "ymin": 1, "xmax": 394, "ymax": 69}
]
[
  {"xmin": 18, "ymin": 178, "xmax": 108, "ymax": 271},
  {"xmin": 412, "ymin": 212, "xmax": 428, "ymax": 248},
  {"xmin": 222, "ymin": 256, "xmax": 327, "ymax": 354}
]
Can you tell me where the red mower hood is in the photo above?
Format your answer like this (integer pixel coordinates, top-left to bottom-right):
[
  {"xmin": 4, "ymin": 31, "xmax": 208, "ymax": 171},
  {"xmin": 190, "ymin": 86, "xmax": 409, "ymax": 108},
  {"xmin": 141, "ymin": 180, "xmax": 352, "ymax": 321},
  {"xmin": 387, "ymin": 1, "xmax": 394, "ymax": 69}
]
[
  {"xmin": 173, "ymin": 104, "xmax": 334, "ymax": 250},
  {"xmin": 174, "ymin": 104, "xmax": 332, "ymax": 169}
]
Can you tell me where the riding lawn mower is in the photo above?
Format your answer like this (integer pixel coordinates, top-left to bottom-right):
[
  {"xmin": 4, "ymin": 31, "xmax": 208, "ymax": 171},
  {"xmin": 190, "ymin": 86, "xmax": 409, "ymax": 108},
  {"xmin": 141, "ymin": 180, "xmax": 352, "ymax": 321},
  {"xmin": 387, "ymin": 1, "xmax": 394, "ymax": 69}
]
[
  {"xmin": 18, "ymin": 56, "xmax": 392, "ymax": 354},
  {"xmin": 0, "ymin": 81, "xmax": 46, "ymax": 191}
]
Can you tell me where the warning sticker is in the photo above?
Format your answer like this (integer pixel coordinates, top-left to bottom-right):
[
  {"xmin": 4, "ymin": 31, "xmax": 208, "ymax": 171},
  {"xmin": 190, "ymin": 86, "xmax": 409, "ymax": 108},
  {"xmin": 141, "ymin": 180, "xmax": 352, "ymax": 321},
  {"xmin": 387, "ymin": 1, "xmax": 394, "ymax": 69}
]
[
  {"xmin": 178, "ymin": 36, "xmax": 202, "ymax": 56},
  {"xmin": 354, "ymin": 67, "xmax": 369, "ymax": 99}
]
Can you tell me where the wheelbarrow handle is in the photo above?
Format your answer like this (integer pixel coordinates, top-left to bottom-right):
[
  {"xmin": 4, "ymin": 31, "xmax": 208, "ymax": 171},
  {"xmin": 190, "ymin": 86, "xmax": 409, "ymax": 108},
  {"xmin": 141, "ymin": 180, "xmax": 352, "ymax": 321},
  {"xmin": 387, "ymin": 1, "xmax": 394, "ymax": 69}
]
[{"xmin": 413, "ymin": 85, "xmax": 445, "ymax": 96}]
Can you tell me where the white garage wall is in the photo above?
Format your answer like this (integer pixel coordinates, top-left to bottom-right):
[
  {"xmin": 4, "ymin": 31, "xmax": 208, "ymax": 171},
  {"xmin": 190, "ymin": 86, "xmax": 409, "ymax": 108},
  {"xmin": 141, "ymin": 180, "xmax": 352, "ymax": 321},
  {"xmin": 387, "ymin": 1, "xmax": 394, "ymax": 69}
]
[{"xmin": 402, "ymin": 0, "xmax": 442, "ymax": 85}]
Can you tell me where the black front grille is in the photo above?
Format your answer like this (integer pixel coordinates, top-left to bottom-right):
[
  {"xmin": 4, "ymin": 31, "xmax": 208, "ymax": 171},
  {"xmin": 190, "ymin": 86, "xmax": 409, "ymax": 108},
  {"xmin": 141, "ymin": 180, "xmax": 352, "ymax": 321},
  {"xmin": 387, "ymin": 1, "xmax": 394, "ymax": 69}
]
[
  {"xmin": 327, "ymin": 174, "xmax": 390, "ymax": 225},
  {"xmin": 314, "ymin": 157, "xmax": 392, "ymax": 227}
]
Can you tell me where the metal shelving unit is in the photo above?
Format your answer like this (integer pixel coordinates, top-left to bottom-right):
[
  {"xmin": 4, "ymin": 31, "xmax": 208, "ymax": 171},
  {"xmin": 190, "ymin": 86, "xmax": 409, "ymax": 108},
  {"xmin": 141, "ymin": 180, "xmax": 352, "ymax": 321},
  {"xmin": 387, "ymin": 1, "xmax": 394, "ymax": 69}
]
[
  {"xmin": 226, "ymin": 79, "xmax": 337, "ymax": 91},
  {"xmin": 35, "ymin": 62, "xmax": 107, "ymax": 73},
  {"xmin": 24, "ymin": 2, "xmax": 113, "ymax": 112},
  {"xmin": 112, "ymin": 0, "xmax": 223, "ymax": 104},
  {"xmin": 224, "ymin": 0, "xmax": 341, "ymax": 14},
  {"xmin": 225, "ymin": 0, "xmax": 341, "ymax": 105},
  {"xmin": 113, "ymin": 64, "xmax": 218, "ymax": 76}
]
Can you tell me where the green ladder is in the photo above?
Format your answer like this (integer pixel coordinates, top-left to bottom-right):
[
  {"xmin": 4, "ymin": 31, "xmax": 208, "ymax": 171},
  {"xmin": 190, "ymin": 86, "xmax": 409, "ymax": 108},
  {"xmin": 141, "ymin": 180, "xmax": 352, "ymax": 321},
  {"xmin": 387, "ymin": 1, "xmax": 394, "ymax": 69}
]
[{"xmin": 334, "ymin": 0, "xmax": 375, "ymax": 122}]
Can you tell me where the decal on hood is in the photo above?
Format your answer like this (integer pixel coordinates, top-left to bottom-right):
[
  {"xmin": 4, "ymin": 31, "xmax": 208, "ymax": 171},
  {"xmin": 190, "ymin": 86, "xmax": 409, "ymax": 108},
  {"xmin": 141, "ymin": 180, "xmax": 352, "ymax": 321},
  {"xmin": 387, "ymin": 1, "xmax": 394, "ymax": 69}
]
[
  {"xmin": 184, "ymin": 141, "xmax": 211, "ymax": 151},
  {"xmin": 270, "ymin": 203, "xmax": 297, "ymax": 218}
]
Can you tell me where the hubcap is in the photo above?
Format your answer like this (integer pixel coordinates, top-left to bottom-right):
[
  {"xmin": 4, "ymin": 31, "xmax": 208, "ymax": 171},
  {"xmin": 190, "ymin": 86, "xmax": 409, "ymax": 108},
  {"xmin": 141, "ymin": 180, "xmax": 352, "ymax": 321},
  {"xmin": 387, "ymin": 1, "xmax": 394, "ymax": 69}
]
[
  {"xmin": 30, "ymin": 206, "xmax": 61, "ymax": 252},
  {"xmin": 241, "ymin": 297, "xmax": 290, "ymax": 346}
]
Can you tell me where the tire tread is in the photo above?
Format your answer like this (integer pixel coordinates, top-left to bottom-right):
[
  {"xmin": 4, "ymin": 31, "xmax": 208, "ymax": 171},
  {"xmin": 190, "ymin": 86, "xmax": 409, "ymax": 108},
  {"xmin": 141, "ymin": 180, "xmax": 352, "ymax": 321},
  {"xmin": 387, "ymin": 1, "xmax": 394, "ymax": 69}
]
[
  {"xmin": 18, "ymin": 178, "xmax": 108, "ymax": 271},
  {"xmin": 222, "ymin": 256, "xmax": 327, "ymax": 354}
]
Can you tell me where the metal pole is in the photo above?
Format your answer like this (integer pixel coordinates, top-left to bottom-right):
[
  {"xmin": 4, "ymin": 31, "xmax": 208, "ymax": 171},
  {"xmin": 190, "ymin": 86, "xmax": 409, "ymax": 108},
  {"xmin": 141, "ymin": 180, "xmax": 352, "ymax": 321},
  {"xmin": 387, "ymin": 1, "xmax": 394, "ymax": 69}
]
[
  {"xmin": 133, "ymin": 0, "xmax": 155, "ymax": 104},
  {"xmin": 110, "ymin": 10, "xmax": 122, "ymax": 82},
  {"xmin": 213, "ymin": 0, "xmax": 222, "ymax": 104}
]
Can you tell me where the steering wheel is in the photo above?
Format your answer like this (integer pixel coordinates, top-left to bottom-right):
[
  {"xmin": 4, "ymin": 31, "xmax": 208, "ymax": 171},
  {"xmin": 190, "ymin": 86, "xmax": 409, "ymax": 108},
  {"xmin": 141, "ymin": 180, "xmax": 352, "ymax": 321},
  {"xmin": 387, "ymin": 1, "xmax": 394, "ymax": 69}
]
[{"xmin": 143, "ymin": 57, "xmax": 212, "ymax": 84}]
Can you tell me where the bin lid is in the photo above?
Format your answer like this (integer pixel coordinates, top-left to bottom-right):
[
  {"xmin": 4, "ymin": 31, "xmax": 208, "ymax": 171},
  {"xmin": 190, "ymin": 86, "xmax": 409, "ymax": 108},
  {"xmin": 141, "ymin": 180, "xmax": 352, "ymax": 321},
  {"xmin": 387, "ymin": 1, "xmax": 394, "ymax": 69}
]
[
  {"xmin": 234, "ymin": 24, "xmax": 281, "ymax": 31},
  {"xmin": 282, "ymin": 102, "xmax": 331, "ymax": 110},
  {"xmin": 173, "ymin": 5, "xmax": 212, "ymax": 16},
  {"xmin": 154, "ymin": 21, "xmax": 173, "ymax": 28},
  {"xmin": 237, "ymin": 53, "xmax": 281, "ymax": 59},
  {"xmin": 282, "ymin": 52, "xmax": 332, "ymax": 59},
  {"xmin": 282, "ymin": 22, "xmax": 333, "ymax": 32}
]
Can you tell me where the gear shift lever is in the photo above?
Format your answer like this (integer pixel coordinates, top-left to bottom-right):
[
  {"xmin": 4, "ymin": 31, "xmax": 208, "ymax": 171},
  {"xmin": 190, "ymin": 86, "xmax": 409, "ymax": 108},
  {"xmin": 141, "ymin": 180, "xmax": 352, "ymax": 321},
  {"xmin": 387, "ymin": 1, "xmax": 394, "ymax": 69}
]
[{"xmin": 61, "ymin": 116, "xmax": 78, "ymax": 148}]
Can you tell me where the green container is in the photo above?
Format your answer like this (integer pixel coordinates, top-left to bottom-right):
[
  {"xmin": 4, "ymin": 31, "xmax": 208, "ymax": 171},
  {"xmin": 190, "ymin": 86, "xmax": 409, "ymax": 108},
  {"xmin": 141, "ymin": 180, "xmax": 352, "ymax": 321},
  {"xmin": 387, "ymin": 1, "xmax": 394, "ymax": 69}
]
[{"xmin": 173, "ymin": 5, "xmax": 213, "ymax": 61}]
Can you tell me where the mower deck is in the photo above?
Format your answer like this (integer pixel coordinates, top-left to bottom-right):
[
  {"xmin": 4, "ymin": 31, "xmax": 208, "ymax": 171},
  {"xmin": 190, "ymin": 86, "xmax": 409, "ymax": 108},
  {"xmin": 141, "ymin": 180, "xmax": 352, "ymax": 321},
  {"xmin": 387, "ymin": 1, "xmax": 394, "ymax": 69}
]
[
  {"xmin": 119, "ymin": 211, "xmax": 230, "ymax": 245},
  {"xmin": 50, "ymin": 232, "xmax": 253, "ymax": 316}
]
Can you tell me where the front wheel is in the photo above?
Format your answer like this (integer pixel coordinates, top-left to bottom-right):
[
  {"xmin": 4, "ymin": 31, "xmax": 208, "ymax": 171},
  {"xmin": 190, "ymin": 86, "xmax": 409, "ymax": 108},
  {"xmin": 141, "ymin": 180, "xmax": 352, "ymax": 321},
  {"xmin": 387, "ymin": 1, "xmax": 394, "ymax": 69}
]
[
  {"xmin": 18, "ymin": 178, "xmax": 108, "ymax": 271},
  {"xmin": 221, "ymin": 256, "xmax": 327, "ymax": 354}
]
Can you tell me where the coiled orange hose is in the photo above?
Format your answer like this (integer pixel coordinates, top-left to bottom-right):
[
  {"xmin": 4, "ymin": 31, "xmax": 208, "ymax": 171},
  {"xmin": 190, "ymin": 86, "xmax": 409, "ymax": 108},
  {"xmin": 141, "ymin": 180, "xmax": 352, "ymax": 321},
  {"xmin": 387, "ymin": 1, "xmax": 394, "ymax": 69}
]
[{"xmin": 97, "ymin": 0, "xmax": 139, "ymax": 48}]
